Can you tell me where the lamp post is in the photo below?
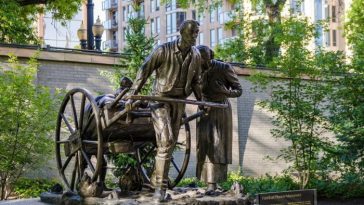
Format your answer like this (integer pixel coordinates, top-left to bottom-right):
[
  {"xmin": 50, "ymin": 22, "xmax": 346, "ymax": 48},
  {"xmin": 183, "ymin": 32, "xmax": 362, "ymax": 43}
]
[
  {"xmin": 92, "ymin": 16, "xmax": 104, "ymax": 51},
  {"xmin": 87, "ymin": 0, "xmax": 94, "ymax": 50},
  {"xmin": 77, "ymin": 21, "xmax": 87, "ymax": 49}
]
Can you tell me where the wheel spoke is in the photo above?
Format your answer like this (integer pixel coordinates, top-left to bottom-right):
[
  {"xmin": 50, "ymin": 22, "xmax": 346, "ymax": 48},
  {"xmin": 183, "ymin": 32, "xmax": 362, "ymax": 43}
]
[
  {"xmin": 82, "ymin": 140, "xmax": 98, "ymax": 144},
  {"xmin": 79, "ymin": 94, "xmax": 86, "ymax": 136},
  {"xmin": 140, "ymin": 146, "xmax": 155, "ymax": 164},
  {"xmin": 61, "ymin": 148, "xmax": 79, "ymax": 173},
  {"xmin": 70, "ymin": 153, "xmax": 79, "ymax": 190},
  {"xmin": 171, "ymin": 158, "xmax": 180, "ymax": 173},
  {"xmin": 77, "ymin": 151, "xmax": 83, "ymax": 184},
  {"xmin": 70, "ymin": 95, "xmax": 79, "ymax": 130},
  {"xmin": 81, "ymin": 149, "xmax": 95, "ymax": 174},
  {"xmin": 61, "ymin": 113, "xmax": 75, "ymax": 134},
  {"xmin": 81, "ymin": 114, "xmax": 94, "ymax": 136},
  {"xmin": 56, "ymin": 139, "xmax": 70, "ymax": 144}
]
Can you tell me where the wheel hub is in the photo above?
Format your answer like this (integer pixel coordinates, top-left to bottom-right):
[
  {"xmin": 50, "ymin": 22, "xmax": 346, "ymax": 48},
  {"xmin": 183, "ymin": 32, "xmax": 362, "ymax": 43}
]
[{"xmin": 64, "ymin": 130, "xmax": 82, "ymax": 156}]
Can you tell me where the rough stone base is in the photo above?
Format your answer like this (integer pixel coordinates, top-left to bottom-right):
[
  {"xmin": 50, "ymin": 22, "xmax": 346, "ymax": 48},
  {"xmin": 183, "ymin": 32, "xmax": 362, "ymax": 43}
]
[{"xmin": 40, "ymin": 187, "xmax": 252, "ymax": 205}]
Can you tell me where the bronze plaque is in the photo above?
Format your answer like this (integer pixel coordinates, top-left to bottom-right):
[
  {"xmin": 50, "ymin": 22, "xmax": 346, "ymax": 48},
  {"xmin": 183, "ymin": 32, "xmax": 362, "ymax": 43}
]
[{"xmin": 256, "ymin": 189, "xmax": 317, "ymax": 205}]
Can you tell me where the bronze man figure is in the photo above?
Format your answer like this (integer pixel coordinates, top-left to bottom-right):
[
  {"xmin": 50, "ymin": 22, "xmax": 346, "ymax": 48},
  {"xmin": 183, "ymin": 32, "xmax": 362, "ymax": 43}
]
[
  {"xmin": 126, "ymin": 20, "xmax": 201, "ymax": 202},
  {"xmin": 196, "ymin": 45, "xmax": 242, "ymax": 194}
]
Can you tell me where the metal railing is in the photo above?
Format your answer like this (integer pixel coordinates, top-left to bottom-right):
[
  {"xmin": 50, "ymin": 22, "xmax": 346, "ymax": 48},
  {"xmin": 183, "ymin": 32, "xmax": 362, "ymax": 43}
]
[
  {"xmin": 102, "ymin": 0, "xmax": 118, "ymax": 10},
  {"xmin": 102, "ymin": 40, "xmax": 118, "ymax": 51},
  {"xmin": 103, "ymin": 19, "xmax": 118, "ymax": 30}
]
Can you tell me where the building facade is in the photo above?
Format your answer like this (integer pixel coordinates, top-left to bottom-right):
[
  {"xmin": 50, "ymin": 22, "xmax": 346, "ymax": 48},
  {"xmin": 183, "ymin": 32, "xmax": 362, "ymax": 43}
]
[
  {"xmin": 102, "ymin": 0, "xmax": 351, "ymax": 54},
  {"xmin": 102, "ymin": 0, "xmax": 235, "ymax": 51},
  {"xmin": 37, "ymin": 10, "xmax": 84, "ymax": 48}
]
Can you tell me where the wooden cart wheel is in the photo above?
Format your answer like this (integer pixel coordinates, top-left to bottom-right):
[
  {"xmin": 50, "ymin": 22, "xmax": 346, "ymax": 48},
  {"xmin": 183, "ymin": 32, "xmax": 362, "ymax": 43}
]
[
  {"xmin": 55, "ymin": 88, "xmax": 104, "ymax": 191},
  {"xmin": 136, "ymin": 113, "xmax": 191, "ymax": 189}
]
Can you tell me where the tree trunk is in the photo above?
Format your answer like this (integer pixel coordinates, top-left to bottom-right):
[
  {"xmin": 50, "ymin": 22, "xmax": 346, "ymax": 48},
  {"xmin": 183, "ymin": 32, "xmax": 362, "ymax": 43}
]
[{"xmin": 264, "ymin": 0, "xmax": 286, "ymax": 63}]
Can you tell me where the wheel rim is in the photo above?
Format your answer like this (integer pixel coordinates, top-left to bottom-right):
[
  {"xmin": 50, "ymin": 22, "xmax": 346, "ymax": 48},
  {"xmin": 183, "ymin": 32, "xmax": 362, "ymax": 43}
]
[
  {"xmin": 136, "ymin": 114, "xmax": 191, "ymax": 189},
  {"xmin": 55, "ymin": 88, "xmax": 103, "ymax": 191}
]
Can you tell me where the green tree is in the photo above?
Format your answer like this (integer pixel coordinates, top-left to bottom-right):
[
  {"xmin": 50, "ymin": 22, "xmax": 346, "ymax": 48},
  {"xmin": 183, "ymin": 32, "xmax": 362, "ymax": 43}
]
[
  {"xmin": 251, "ymin": 17, "xmax": 340, "ymax": 189},
  {"xmin": 324, "ymin": 0, "xmax": 364, "ymax": 175},
  {"xmin": 102, "ymin": 1, "xmax": 154, "ymax": 93},
  {"xmin": 0, "ymin": 0, "xmax": 82, "ymax": 44},
  {"xmin": 0, "ymin": 55, "xmax": 60, "ymax": 200}
]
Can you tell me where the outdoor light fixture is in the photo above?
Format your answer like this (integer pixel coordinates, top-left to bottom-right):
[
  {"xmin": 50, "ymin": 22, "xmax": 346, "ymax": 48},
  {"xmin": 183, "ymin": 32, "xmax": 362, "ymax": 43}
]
[
  {"xmin": 92, "ymin": 16, "xmax": 104, "ymax": 51},
  {"xmin": 77, "ymin": 21, "xmax": 87, "ymax": 49}
]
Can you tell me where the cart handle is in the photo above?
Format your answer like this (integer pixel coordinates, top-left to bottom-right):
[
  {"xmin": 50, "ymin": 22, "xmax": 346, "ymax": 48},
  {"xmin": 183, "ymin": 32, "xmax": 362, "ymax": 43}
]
[{"xmin": 125, "ymin": 95, "xmax": 228, "ymax": 109}]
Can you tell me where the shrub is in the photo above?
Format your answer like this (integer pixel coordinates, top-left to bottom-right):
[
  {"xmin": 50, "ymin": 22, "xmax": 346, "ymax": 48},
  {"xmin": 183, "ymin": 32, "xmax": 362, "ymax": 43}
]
[
  {"xmin": 0, "ymin": 55, "xmax": 60, "ymax": 199},
  {"xmin": 13, "ymin": 178, "xmax": 59, "ymax": 198},
  {"xmin": 177, "ymin": 177, "xmax": 206, "ymax": 188},
  {"xmin": 220, "ymin": 172, "xmax": 299, "ymax": 197}
]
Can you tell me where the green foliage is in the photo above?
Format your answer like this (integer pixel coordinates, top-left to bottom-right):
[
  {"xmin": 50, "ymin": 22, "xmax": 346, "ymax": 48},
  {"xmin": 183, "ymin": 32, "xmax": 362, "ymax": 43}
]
[
  {"xmin": 123, "ymin": 17, "xmax": 154, "ymax": 83},
  {"xmin": 0, "ymin": 0, "xmax": 82, "ymax": 44},
  {"xmin": 250, "ymin": 17, "xmax": 343, "ymax": 189},
  {"xmin": 13, "ymin": 178, "xmax": 59, "ymax": 198},
  {"xmin": 344, "ymin": 0, "xmax": 364, "ymax": 64},
  {"xmin": 219, "ymin": 172, "xmax": 299, "ymax": 197},
  {"xmin": 0, "ymin": 54, "xmax": 60, "ymax": 200},
  {"xmin": 309, "ymin": 172, "xmax": 364, "ymax": 199},
  {"xmin": 102, "ymin": 2, "xmax": 154, "ymax": 94},
  {"xmin": 177, "ymin": 177, "xmax": 206, "ymax": 187},
  {"xmin": 111, "ymin": 153, "xmax": 138, "ymax": 177}
]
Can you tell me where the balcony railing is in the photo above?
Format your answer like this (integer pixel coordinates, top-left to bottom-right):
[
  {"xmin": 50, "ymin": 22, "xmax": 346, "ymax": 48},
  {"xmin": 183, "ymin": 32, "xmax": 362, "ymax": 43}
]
[
  {"xmin": 103, "ymin": 19, "xmax": 118, "ymax": 30},
  {"xmin": 102, "ymin": 40, "xmax": 118, "ymax": 51},
  {"xmin": 102, "ymin": 0, "xmax": 118, "ymax": 10}
]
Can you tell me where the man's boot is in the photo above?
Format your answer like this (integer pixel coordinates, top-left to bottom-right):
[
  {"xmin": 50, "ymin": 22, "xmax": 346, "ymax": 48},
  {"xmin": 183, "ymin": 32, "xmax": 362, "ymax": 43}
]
[
  {"xmin": 151, "ymin": 157, "xmax": 171, "ymax": 202},
  {"xmin": 205, "ymin": 183, "xmax": 217, "ymax": 196}
]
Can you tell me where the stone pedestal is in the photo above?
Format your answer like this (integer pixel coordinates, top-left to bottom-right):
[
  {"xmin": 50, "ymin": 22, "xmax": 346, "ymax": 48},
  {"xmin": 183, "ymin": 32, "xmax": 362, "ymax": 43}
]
[{"xmin": 40, "ymin": 187, "xmax": 252, "ymax": 205}]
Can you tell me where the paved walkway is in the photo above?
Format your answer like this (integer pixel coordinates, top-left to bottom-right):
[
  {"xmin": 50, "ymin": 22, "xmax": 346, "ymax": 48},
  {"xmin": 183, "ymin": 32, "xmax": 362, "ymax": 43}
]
[{"xmin": 0, "ymin": 198, "xmax": 49, "ymax": 205}]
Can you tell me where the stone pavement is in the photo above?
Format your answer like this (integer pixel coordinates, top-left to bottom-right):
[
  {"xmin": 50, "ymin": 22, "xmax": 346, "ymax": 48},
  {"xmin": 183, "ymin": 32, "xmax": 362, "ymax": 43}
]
[{"xmin": 0, "ymin": 198, "xmax": 48, "ymax": 205}]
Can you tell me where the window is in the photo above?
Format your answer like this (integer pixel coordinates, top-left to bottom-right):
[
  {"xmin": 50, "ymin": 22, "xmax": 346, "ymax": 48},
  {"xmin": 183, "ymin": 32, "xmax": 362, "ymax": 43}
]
[
  {"xmin": 156, "ymin": 17, "xmax": 160, "ymax": 34},
  {"xmin": 192, "ymin": 10, "xmax": 196, "ymax": 20},
  {"xmin": 217, "ymin": 27, "xmax": 223, "ymax": 44},
  {"xmin": 217, "ymin": 5, "xmax": 223, "ymax": 24},
  {"xmin": 332, "ymin": 6, "xmax": 336, "ymax": 22},
  {"xmin": 166, "ymin": 0, "xmax": 177, "ymax": 11},
  {"xmin": 332, "ymin": 30, "xmax": 337, "ymax": 46},
  {"xmin": 123, "ymin": 6, "xmax": 127, "ymax": 21},
  {"xmin": 210, "ymin": 7, "xmax": 216, "ymax": 23},
  {"xmin": 172, "ymin": 12, "xmax": 177, "ymax": 32},
  {"xmin": 151, "ymin": 18, "xmax": 155, "ymax": 35},
  {"xmin": 291, "ymin": 0, "xmax": 304, "ymax": 13},
  {"xmin": 112, "ymin": 11, "xmax": 117, "ymax": 22},
  {"xmin": 325, "ymin": 6, "xmax": 330, "ymax": 19},
  {"xmin": 113, "ymin": 31, "xmax": 117, "ymax": 40},
  {"xmin": 139, "ymin": 3, "xmax": 145, "ymax": 17},
  {"xmin": 176, "ymin": 12, "xmax": 186, "ymax": 31},
  {"xmin": 166, "ymin": 13, "xmax": 172, "ymax": 34},
  {"xmin": 325, "ymin": 31, "xmax": 330, "ymax": 46},
  {"xmin": 151, "ymin": 0, "xmax": 155, "ymax": 12},
  {"xmin": 198, "ymin": 32, "xmax": 204, "ymax": 45},
  {"xmin": 166, "ymin": 12, "xmax": 186, "ymax": 34},
  {"xmin": 123, "ymin": 27, "xmax": 127, "ymax": 41},
  {"xmin": 198, "ymin": 13, "xmax": 204, "ymax": 25},
  {"xmin": 156, "ymin": 0, "xmax": 160, "ymax": 11},
  {"xmin": 128, "ymin": 5, "xmax": 133, "ymax": 18},
  {"xmin": 210, "ymin": 29, "xmax": 216, "ymax": 47}
]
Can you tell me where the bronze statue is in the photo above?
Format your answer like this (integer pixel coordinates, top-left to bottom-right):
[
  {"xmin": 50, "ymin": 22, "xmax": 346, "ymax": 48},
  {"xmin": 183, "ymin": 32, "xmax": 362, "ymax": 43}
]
[
  {"xmin": 115, "ymin": 76, "xmax": 133, "ymax": 97},
  {"xmin": 126, "ymin": 20, "xmax": 202, "ymax": 202},
  {"xmin": 196, "ymin": 45, "xmax": 242, "ymax": 194}
]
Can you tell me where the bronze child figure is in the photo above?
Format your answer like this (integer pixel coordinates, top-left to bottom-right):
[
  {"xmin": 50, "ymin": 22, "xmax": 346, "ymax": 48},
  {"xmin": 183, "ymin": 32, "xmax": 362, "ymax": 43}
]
[{"xmin": 196, "ymin": 45, "xmax": 242, "ymax": 194}]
